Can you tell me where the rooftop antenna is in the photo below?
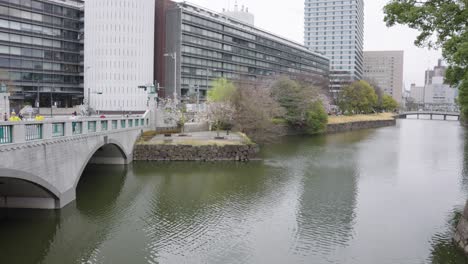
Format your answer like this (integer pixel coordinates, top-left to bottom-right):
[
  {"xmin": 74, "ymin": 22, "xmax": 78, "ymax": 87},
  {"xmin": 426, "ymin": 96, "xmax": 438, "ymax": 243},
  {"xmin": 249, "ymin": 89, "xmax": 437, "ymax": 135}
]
[{"xmin": 234, "ymin": 0, "xmax": 238, "ymax": 11}]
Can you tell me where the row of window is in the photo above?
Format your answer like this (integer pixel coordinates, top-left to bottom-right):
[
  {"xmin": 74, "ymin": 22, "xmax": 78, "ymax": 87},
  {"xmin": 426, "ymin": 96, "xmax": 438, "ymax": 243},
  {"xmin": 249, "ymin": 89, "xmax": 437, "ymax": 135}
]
[
  {"xmin": 0, "ymin": 0, "xmax": 81, "ymax": 19},
  {"xmin": 0, "ymin": 31, "xmax": 81, "ymax": 50},
  {"xmin": 182, "ymin": 23, "xmax": 222, "ymax": 40},
  {"xmin": 0, "ymin": 57, "xmax": 80, "ymax": 72},
  {"xmin": 3, "ymin": 71, "xmax": 81, "ymax": 84},
  {"xmin": 182, "ymin": 13, "xmax": 327, "ymax": 65},
  {"xmin": 0, "ymin": 19, "xmax": 79, "ymax": 40},
  {"xmin": 0, "ymin": 6, "xmax": 80, "ymax": 29},
  {"xmin": 0, "ymin": 45, "xmax": 81, "ymax": 62}
]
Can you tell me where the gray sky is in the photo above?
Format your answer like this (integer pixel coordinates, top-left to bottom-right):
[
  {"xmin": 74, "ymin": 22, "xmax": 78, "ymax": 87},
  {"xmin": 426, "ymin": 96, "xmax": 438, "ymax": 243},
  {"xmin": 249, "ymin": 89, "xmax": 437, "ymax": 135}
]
[{"xmin": 180, "ymin": 0, "xmax": 442, "ymax": 91}]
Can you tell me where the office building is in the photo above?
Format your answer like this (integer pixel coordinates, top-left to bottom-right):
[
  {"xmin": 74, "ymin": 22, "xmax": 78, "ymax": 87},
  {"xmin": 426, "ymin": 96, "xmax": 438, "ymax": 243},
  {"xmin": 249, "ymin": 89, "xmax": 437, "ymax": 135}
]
[
  {"xmin": 84, "ymin": 0, "xmax": 155, "ymax": 112},
  {"xmin": 410, "ymin": 83, "xmax": 424, "ymax": 104},
  {"xmin": 304, "ymin": 0, "xmax": 364, "ymax": 94},
  {"xmin": 157, "ymin": 1, "xmax": 330, "ymax": 99},
  {"xmin": 409, "ymin": 60, "xmax": 457, "ymax": 108},
  {"xmin": 0, "ymin": 0, "xmax": 84, "ymax": 110},
  {"xmin": 363, "ymin": 50, "xmax": 404, "ymax": 103}
]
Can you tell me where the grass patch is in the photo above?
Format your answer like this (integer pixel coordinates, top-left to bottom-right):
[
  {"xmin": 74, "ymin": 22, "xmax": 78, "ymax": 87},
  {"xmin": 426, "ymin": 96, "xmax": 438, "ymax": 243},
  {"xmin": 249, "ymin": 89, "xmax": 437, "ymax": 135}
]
[
  {"xmin": 328, "ymin": 113, "xmax": 395, "ymax": 125},
  {"xmin": 140, "ymin": 139, "xmax": 243, "ymax": 146}
]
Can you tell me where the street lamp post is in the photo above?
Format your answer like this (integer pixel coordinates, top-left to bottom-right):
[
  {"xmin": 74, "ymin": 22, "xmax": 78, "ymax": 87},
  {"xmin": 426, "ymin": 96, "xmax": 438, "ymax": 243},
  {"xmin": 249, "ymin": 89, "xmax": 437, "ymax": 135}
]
[
  {"xmin": 164, "ymin": 52, "xmax": 177, "ymax": 102},
  {"xmin": 50, "ymin": 88, "xmax": 54, "ymax": 118}
]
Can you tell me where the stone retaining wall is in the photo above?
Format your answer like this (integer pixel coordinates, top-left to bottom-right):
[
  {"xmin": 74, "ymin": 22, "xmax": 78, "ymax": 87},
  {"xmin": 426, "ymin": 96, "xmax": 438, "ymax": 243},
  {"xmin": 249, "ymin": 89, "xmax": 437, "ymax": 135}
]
[
  {"xmin": 134, "ymin": 144, "xmax": 259, "ymax": 161},
  {"xmin": 326, "ymin": 119, "xmax": 396, "ymax": 134},
  {"xmin": 454, "ymin": 201, "xmax": 468, "ymax": 253}
]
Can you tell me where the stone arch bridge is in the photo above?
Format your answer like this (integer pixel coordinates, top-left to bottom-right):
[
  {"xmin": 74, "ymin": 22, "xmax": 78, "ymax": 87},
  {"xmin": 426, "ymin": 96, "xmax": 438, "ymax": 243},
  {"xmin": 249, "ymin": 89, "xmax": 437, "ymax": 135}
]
[{"xmin": 0, "ymin": 114, "xmax": 150, "ymax": 209}]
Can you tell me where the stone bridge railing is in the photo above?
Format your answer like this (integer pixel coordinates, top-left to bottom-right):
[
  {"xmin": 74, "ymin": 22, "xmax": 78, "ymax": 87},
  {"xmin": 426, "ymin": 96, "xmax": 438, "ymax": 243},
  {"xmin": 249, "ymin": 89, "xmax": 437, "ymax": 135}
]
[{"xmin": 0, "ymin": 112, "xmax": 150, "ymax": 146}]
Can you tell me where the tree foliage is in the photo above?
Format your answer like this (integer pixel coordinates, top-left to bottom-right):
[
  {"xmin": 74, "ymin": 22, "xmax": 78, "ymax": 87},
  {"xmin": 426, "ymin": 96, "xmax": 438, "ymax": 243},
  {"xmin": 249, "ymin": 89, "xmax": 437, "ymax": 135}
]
[
  {"xmin": 306, "ymin": 101, "xmax": 328, "ymax": 134},
  {"xmin": 381, "ymin": 94, "xmax": 399, "ymax": 112},
  {"xmin": 271, "ymin": 76, "xmax": 324, "ymax": 128},
  {"xmin": 384, "ymin": 0, "xmax": 468, "ymax": 117},
  {"xmin": 207, "ymin": 78, "xmax": 237, "ymax": 102},
  {"xmin": 338, "ymin": 80, "xmax": 378, "ymax": 114}
]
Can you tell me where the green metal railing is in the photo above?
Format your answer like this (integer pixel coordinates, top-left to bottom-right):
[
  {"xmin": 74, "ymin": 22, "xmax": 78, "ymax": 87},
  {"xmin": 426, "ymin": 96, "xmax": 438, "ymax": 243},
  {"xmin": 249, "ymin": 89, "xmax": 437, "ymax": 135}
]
[
  {"xmin": 101, "ymin": 120, "xmax": 108, "ymax": 131},
  {"xmin": 88, "ymin": 121, "xmax": 96, "ymax": 132},
  {"xmin": 52, "ymin": 123, "xmax": 64, "ymax": 137},
  {"xmin": 72, "ymin": 122, "xmax": 82, "ymax": 135},
  {"xmin": 0, "ymin": 125, "xmax": 12, "ymax": 144},
  {"xmin": 25, "ymin": 124, "xmax": 42, "ymax": 141}
]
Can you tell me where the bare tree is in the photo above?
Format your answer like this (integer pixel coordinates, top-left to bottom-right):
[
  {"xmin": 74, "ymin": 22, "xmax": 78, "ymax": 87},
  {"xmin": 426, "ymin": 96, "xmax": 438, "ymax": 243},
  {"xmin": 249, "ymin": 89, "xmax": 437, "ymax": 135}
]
[{"xmin": 231, "ymin": 78, "xmax": 285, "ymax": 144}]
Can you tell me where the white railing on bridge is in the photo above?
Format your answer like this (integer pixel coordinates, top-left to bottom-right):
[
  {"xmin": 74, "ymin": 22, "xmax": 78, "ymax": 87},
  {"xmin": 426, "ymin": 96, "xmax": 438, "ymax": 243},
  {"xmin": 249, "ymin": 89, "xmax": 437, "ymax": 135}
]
[{"xmin": 0, "ymin": 112, "xmax": 150, "ymax": 145}]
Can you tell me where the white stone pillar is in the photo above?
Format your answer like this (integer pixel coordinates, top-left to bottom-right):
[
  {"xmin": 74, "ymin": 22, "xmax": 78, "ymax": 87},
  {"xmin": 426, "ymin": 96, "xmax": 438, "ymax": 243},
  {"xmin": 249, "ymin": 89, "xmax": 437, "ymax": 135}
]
[{"xmin": 0, "ymin": 92, "xmax": 10, "ymax": 119}]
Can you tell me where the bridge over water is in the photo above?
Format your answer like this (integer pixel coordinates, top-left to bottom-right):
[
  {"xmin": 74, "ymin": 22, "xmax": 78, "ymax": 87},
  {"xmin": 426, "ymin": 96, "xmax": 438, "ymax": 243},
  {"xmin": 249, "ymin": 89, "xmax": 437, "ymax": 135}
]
[
  {"xmin": 0, "ymin": 113, "xmax": 152, "ymax": 209},
  {"xmin": 398, "ymin": 111, "xmax": 460, "ymax": 121}
]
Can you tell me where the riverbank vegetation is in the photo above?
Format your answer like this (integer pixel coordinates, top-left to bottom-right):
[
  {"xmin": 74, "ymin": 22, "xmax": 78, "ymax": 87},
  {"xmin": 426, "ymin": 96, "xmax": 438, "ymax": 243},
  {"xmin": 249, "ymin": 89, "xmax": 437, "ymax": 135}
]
[
  {"xmin": 338, "ymin": 80, "xmax": 399, "ymax": 114},
  {"xmin": 205, "ymin": 76, "xmax": 330, "ymax": 143}
]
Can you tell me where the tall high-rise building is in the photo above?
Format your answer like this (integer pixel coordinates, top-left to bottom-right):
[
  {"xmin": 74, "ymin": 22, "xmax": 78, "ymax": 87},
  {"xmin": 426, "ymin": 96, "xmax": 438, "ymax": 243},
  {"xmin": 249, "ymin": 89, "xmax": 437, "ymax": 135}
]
[
  {"xmin": 304, "ymin": 0, "xmax": 364, "ymax": 95},
  {"xmin": 0, "ymin": 0, "xmax": 84, "ymax": 111},
  {"xmin": 363, "ymin": 50, "xmax": 404, "ymax": 103},
  {"xmin": 84, "ymin": 0, "xmax": 155, "ymax": 112}
]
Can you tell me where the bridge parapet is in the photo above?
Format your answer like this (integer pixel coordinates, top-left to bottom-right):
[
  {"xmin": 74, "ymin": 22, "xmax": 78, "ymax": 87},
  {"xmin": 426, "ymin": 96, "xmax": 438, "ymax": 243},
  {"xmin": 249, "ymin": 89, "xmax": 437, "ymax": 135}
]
[{"xmin": 0, "ymin": 112, "xmax": 150, "ymax": 147}]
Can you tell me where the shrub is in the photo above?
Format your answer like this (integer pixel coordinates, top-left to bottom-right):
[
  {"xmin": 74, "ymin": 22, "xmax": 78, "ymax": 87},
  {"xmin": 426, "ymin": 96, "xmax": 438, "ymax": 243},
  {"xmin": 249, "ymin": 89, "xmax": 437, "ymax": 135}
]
[{"xmin": 305, "ymin": 100, "xmax": 328, "ymax": 134}]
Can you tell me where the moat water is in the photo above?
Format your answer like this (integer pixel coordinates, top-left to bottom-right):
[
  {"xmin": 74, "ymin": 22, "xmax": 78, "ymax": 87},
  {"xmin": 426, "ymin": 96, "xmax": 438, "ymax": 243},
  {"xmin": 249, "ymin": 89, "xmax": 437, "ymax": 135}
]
[{"xmin": 1, "ymin": 119, "xmax": 467, "ymax": 264}]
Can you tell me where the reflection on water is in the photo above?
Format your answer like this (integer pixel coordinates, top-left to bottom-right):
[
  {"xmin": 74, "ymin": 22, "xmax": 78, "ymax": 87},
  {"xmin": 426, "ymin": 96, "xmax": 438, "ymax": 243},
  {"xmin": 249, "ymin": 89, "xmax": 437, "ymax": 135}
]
[{"xmin": 0, "ymin": 120, "xmax": 467, "ymax": 264}]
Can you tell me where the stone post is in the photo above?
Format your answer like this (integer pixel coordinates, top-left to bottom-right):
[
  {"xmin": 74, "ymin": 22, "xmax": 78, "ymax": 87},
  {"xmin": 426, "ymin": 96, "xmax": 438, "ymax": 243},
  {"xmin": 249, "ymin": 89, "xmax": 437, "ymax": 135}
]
[
  {"xmin": 454, "ymin": 200, "xmax": 468, "ymax": 253},
  {"xmin": 0, "ymin": 92, "xmax": 10, "ymax": 119},
  {"xmin": 148, "ymin": 93, "xmax": 158, "ymax": 130},
  {"xmin": 12, "ymin": 123, "xmax": 25, "ymax": 144},
  {"xmin": 43, "ymin": 122, "xmax": 52, "ymax": 140}
]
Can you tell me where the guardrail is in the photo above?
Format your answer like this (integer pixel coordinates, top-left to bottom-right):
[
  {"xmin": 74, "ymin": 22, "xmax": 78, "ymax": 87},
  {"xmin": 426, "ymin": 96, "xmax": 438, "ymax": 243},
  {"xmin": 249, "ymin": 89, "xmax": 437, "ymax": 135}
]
[{"xmin": 0, "ymin": 114, "xmax": 150, "ymax": 145}]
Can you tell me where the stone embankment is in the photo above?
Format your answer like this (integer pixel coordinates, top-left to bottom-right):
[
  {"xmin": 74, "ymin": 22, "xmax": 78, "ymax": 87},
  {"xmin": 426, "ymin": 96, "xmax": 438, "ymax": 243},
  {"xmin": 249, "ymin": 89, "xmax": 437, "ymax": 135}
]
[
  {"xmin": 134, "ymin": 144, "xmax": 259, "ymax": 161},
  {"xmin": 326, "ymin": 119, "xmax": 396, "ymax": 134},
  {"xmin": 454, "ymin": 201, "xmax": 468, "ymax": 253}
]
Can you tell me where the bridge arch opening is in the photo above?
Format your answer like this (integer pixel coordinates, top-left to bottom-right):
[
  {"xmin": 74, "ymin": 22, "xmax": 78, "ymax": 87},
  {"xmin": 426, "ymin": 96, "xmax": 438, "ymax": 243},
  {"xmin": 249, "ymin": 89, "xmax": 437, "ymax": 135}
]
[
  {"xmin": 0, "ymin": 177, "xmax": 59, "ymax": 209},
  {"xmin": 88, "ymin": 143, "xmax": 129, "ymax": 166}
]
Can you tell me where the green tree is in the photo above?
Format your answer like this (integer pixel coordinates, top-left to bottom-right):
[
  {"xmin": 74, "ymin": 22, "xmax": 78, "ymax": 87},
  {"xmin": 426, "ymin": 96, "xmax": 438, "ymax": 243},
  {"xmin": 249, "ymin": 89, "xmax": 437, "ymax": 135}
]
[
  {"xmin": 381, "ymin": 94, "xmax": 399, "ymax": 112},
  {"xmin": 338, "ymin": 80, "xmax": 378, "ymax": 114},
  {"xmin": 271, "ymin": 77, "xmax": 322, "ymax": 128},
  {"xmin": 305, "ymin": 100, "xmax": 328, "ymax": 134},
  {"xmin": 207, "ymin": 78, "xmax": 237, "ymax": 102},
  {"xmin": 384, "ymin": 0, "xmax": 468, "ymax": 118}
]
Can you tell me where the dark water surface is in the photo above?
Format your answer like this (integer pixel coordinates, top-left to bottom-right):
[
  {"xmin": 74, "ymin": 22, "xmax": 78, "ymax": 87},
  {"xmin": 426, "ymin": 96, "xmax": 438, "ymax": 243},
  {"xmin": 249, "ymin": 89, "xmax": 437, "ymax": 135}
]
[{"xmin": 1, "ymin": 120, "xmax": 468, "ymax": 264}]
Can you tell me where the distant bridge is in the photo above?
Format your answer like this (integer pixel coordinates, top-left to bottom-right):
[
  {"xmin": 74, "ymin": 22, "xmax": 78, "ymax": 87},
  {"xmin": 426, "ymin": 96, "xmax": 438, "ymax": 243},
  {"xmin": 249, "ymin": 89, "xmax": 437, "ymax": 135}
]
[{"xmin": 398, "ymin": 111, "xmax": 460, "ymax": 121}]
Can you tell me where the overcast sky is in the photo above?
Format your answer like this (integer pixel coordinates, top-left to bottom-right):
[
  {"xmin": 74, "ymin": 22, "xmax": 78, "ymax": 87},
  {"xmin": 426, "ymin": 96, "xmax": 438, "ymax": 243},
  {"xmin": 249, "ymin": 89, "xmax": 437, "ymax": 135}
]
[{"xmin": 178, "ymin": 0, "xmax": 442, "ymax": 91}]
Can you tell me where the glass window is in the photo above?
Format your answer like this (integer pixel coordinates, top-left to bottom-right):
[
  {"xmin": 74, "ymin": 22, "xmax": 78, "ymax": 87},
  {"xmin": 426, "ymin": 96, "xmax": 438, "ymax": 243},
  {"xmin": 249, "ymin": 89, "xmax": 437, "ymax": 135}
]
[
  {"xmin": 0, "ymin": 7, "xmax": 8, "ymax": 16},
  {"xmin": 10, "ymin": 21, "xmax": 20, "ymax": 30},
  {"xmin": 0, "ymin": 58, "xmax": 9, "ymax": 67},
  {"xmin": 0, "ymin": 45, "xmax": 8, "ymax": 54},
  {"xmin": 0, "ymin": 19, "xmax": 8, "ymax": 28},
  {"xmin": 10, "ymin": 47, "xmax": 20, "ymax": 55},
  {"xmin": 32, "ymin": 1, "xmax": 43, "ymax": 10}
]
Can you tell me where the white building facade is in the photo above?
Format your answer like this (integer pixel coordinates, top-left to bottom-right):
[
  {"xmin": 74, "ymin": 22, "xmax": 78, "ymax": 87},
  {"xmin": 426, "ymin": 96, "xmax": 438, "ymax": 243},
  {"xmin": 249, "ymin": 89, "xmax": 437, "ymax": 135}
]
[
  {"xmin": 304, "ymin": 0, "xmax": 364, "ymax": 94},
  {"xmin": 363, "ymin": 51, "xmax": 404, "ymax": 104},
  {"xmin": 84, "ymin": 0, "xmax": 155, "ymax": 112}
]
